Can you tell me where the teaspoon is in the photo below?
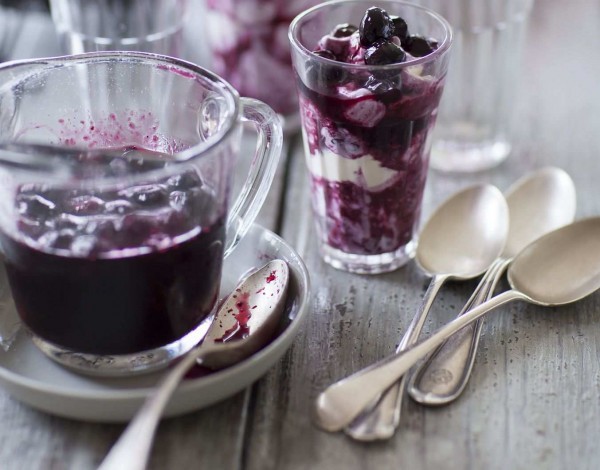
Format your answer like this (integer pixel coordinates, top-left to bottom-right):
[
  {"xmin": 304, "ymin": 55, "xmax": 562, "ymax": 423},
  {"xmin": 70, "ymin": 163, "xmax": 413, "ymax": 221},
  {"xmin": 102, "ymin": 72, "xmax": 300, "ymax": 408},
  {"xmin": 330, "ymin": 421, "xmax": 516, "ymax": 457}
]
[
  {"xmin": 99, "ymin": 259, "xmax": 289, "ymax": 470},
  {"xmin": 315, "ymin": 217, "xmax": 600, "ymax": 432},
  {"xmin": 345, "ymin": 184, "xmax": 509, "ymax": 440},
  {"xmin": 408, "ymin": 167, "xmax": 576, "ymax": 405}
]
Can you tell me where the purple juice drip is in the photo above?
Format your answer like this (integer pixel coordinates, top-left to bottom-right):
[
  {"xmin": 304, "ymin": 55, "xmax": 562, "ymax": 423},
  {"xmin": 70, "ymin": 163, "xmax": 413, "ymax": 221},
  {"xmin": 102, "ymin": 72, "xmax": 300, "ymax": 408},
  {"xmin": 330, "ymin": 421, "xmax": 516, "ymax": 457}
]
[{"xmin": 0, "ymin": 147, "xmax": 226, "ymax": 355}]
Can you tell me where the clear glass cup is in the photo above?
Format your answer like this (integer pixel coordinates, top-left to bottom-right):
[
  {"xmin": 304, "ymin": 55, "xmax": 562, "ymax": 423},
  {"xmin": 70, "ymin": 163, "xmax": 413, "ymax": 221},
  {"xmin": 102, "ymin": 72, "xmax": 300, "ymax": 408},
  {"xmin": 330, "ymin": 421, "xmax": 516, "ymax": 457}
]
[
  {"xmin": 289, "ymin": 0, "xmax": 452, "ymax": 274},
  {"xmin": 49, "ymin": 0, "xmax": 189, "ymax": 56},
  {"xmin": 423, "ymin": 0, "xmax": 535, "ymax": 172},
  {"xmin": 204, "ymin": 0, "xmax": 321, "ymax": 129},
  {"xmin": 0, "ymin": 52, "xmax": 282, "ymax": 376}
]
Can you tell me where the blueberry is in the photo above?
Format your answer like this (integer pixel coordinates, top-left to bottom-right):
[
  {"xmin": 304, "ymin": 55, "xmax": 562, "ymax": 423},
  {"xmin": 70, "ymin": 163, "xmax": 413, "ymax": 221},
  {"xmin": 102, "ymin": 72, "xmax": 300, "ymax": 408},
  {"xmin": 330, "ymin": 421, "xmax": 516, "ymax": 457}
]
[
  {"xmin": 169, "ymin": 190, "xmax": 189, "ymax": 211},
  {"xmin": 17, "ymin": 218, "xmax": 46, "ymax": 241},
  {"xmin": 331, "ymin": 23, "xmax": 358, "ymax": 38},
  {"xmin": 66, "ymin": 195, "xmax": 105, "ymax": 215},
  {"xmin": 44, "ymin": 228, "xmax": 86, "ymax": 251},
  {"xmin": 105, "ymin": 199, "xmax": 134, "ymax": 215},
  {"xmin": 321, "ymin": 125, "xmax": 365, "ymax": 159},
  {"xmin": 364, "ymin": 75, "xmax": 402, "ymax": 94},
  {"xmin": 359, "ymin": 7, "xmax": 394, "ymax": 47},
  {"xmin": 17, "ymin": 194, "xmax": 57, "ymax": 221},
  {"xmin": 402, "ymin": 35, "xmax": 438, "ymax": 57},
  {"xmin": 314, "ymin": 49, "xmax": 337, "ymax": 61},
  {"xmin": 118, "ymin": 184, "xmax": 168, "ymax": 207},
  {"xmin": 308, "ymin": 50, "xmax": 348, "ymax": 88},
  {"xmin": 390, "ymin": 16, "xmax": 409, "ymax": 43},
  {"xmin": 120, "ymin": 214, "xmax": 156, "ymax": 246},
  {"xmin": 167, "ymin": 171, "xmax": 202, "ymax": 192},
  {"xmin": 364, "ymin": 41, "xmax": 406, "ymax": 66}
]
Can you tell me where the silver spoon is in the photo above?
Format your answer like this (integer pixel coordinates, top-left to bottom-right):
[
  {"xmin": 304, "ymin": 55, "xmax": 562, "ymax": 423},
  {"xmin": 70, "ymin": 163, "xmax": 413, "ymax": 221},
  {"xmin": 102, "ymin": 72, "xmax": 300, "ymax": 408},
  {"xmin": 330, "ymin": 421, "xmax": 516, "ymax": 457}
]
[
  {"xmin": 315, "ymin": 217, "xmax": 600, "ymax": 432},
  {"xmin": 408, "ymin": 167, "xmax": 576, "ymax": 405},
  {"xmin": 98, "ymin": 259, "xmax": 290, "ymax": 470},
  {"xmin": 345, "ymin": 184, "xmax": 509, "ymax": 441}
]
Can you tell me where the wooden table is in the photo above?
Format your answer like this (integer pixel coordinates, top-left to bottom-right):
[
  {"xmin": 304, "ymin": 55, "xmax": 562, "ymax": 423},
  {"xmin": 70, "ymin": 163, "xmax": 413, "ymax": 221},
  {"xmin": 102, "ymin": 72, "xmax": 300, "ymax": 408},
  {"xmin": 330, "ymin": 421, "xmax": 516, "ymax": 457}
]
[{"xmin": 1, "ymin": 1, "xmax": 599, "ymax": 468}]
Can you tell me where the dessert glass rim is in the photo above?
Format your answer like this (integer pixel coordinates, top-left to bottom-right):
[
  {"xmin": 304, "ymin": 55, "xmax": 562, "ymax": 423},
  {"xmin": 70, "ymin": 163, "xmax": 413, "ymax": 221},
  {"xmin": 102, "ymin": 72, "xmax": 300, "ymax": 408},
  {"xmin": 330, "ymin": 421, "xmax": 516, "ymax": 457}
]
[
  {"xmin": 0, "ymin": 51, "xmax": 242, "ymax": 185},
  {"xmin": 288, "ymin": 0, "xmax": 453, "ymax": 70}
]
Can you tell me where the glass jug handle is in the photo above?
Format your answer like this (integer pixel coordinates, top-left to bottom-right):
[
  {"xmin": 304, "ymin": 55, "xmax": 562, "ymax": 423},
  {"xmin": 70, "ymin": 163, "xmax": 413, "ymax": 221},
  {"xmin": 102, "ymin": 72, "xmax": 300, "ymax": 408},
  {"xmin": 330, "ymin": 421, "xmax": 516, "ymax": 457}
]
[{"xmin": 224, "ymin": 98, "xmax": 283, "ymax": 257}]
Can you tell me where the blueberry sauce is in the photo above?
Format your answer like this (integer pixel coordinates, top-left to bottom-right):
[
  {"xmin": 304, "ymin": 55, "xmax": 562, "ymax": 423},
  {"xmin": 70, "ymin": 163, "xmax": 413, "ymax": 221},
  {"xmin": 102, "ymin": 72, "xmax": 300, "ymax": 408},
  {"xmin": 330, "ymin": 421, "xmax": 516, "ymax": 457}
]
[
  {"xmin": 266, "ymin": 270, "xmax": 276, "ymax": 283},
  {"xmin": 0, "ymin": 148, "xmax": 226, "ymax": 355}
]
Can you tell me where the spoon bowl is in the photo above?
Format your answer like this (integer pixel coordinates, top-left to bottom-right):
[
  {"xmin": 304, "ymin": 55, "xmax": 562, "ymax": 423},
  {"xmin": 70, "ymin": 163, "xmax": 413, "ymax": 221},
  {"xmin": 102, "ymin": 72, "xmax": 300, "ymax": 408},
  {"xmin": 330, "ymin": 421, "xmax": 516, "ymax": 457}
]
[
  {"xmin": 509, "ymin": 217, "xmax": 600, "ymax": 304},
  {"xmin": 316, "ymin": 217, "xmax": 600, "ymax": 432},
  {"xmin": 199, "ymin": 260, "xmax": 289, "ymax": 369},
  {"xmin": 417, "ymin": 184, "xmax": 509, "ymax": 278},
  {"xmin": 504, "ymin": 167, "xmax": 577, "ymax": 257}
]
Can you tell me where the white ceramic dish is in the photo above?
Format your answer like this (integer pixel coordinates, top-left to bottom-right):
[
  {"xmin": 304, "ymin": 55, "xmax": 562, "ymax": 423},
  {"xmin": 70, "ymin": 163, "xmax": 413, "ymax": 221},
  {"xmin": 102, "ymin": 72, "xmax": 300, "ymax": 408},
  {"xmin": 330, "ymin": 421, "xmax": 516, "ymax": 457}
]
[{"xmin": 0, "ymin": 224, "xmax": 310, "ymax": 423}]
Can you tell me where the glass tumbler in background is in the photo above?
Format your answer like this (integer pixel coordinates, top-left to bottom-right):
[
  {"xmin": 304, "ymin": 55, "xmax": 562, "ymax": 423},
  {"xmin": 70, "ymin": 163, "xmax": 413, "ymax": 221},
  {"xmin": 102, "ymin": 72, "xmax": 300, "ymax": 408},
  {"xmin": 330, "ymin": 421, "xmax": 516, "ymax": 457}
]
[
  {"xmin": 289, "ymin": 0, "xmax": 452, "ymax": 274},
  {"xmin": 422, "ymin": 0, "xmax": 534, "ymax": 172},
  {"xmin": 204, "ymin": 0, "xmax": 321, "ymax": 130},
  {"xmin": 49, "ymin": 0, "xmax": 189, "ymax": 56}
]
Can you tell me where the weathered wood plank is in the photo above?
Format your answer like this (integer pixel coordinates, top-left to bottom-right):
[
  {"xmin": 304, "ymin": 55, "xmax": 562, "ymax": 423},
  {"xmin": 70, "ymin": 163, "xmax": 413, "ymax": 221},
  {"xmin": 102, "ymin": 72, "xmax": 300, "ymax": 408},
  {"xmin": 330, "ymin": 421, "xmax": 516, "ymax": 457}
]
[{"xmin": 243, "ymin": 1, "xmax": 600, "ymax": 469}]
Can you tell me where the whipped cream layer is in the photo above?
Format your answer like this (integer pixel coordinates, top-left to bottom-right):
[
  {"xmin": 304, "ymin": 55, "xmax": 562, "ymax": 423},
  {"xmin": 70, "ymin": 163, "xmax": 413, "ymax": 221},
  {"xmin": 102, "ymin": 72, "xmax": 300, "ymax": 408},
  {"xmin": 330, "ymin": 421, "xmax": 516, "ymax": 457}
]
[{"xmin": 304, "ymin": 142, "xmax": 400, "ymax": 191}]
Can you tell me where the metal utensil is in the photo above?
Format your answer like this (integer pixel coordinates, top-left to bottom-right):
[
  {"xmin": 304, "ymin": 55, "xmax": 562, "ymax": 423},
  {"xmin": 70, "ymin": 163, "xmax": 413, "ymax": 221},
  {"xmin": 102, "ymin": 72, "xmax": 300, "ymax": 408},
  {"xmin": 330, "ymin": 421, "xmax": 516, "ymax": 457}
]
[
  {"xmin": 99, "ymin": 259, "xmax": 289, "ymax": 470},
  {"xmin": 408, "ymin": 167, "xmax": 576, "ymax": 405},
  {"xmin": 315, "ymin": 217, "xmax": 600, "ymax": 432},
  {"xmin": 345, "ymin": 184, "xmax": 509, "ymax": 441}
]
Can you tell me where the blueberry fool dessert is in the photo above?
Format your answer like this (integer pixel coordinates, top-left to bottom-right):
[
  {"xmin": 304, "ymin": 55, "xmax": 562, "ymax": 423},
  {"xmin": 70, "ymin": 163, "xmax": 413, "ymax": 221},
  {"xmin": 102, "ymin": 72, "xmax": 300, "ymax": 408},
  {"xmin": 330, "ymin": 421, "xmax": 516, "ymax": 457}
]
[
  {"xmin": 296, "ymin": 6, "xmax": 447, "ymax": 265},
  {"xmin": 205, "ymin": 0, "xmax": 319, "ymax": 116}
]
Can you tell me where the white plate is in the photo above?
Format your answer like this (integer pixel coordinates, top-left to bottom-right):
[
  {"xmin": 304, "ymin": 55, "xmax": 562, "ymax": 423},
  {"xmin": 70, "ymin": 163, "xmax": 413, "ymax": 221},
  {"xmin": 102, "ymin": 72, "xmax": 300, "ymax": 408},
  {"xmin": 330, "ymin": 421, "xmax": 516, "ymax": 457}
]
[{"xmin": 0, "ymin": 224, "xmax": 310, "ymax": 423}]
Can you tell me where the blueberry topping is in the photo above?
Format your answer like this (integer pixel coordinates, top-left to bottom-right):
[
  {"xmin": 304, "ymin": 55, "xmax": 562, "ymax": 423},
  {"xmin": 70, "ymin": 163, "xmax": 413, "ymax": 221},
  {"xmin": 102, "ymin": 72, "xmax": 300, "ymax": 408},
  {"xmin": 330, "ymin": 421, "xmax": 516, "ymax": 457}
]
[
  {"xmin": 314, "ymin": 49, "xmax": 337, "ymax": 61},
  {"xmin": 390, "ymin": 16, "xmax": 409, "ymax": 43},
  {"xmin": 332, "ymin": 23, "xmax": 358, "ymax": 38},
  {"xmin": 364, "ymin": 75, "xmax": 402, "ymax": 94},
  {"xmin": 359, "ymin": 7, "xmax": 394, "ymax": 47},
  {"xmin": 403, "ymin": 35, "xmax": 438, "ymax": 57},
  {"xmin": 364, "ymin": 41, "xmax": 406, "ymax": 66},
  {"xmin": 308, "ymin": 50, "xmax": 348, "ymax": 87}
]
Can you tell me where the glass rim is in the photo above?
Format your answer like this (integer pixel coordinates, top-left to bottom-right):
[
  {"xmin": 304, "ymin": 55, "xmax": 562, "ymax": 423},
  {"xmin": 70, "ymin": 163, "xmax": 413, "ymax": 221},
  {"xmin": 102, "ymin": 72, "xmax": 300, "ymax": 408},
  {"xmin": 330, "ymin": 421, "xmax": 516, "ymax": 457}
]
[
  {"xmin": 0, "ymin": 51, "xmax": 241, "ymax": 182},
  {"xmin": 288, "ymin": 0, "xmax": 453, "ymax": 70}
]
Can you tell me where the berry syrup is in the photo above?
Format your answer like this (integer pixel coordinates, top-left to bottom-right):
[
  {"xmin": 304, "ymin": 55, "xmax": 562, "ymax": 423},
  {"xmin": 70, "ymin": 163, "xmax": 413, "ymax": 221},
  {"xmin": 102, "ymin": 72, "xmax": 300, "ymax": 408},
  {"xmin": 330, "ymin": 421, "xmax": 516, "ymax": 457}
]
[
  {"xmin": 0, "ymin": 148, "xmax": 226, "ymax": 356},
  {"xmin": 298, "ymin": 7, "xmax": 445, "ymax": 256}
]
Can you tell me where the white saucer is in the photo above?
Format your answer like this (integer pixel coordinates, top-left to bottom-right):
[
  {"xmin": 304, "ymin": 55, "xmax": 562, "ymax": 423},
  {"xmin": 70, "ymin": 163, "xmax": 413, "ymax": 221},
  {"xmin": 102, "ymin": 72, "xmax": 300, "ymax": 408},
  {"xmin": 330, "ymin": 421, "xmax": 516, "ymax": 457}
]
[{"xmin": 0, "ymin": 224, "xmax": 310, "ymax": 423}]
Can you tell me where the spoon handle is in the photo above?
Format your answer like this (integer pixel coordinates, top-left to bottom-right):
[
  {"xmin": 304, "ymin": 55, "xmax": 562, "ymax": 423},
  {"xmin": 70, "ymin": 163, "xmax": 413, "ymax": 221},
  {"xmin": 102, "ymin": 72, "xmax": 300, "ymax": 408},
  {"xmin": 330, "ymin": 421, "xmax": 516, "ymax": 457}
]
[
  {"xmin": 98, "ymin": 345, "xmax": 208, "ymax": 470},
  {"xmin": 314, "ymin": 289, "xmax": 528, "ymax": 433},
  {"xmin": 344, "ymin": 274, "xmax": 449, "ymax": 441},
  {"xmin": 407, "ymin": 257, "xmax": 511, "ymax": 405}
]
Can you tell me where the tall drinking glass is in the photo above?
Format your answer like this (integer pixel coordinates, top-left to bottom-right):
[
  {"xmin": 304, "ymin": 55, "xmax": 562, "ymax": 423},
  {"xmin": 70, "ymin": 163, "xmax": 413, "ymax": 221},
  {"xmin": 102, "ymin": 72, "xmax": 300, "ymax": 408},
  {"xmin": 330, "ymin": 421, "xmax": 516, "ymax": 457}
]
[
  {"xmin": 0, "ymin": 52, "xmax": 282, "ymax": 376},
  {"xmin": 424, "ymin": 0, "xmax": 534, "ymax": 172},
  {"xmin": 290, "ymin": 0, "xmax": 452, "ymax": 274}
]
